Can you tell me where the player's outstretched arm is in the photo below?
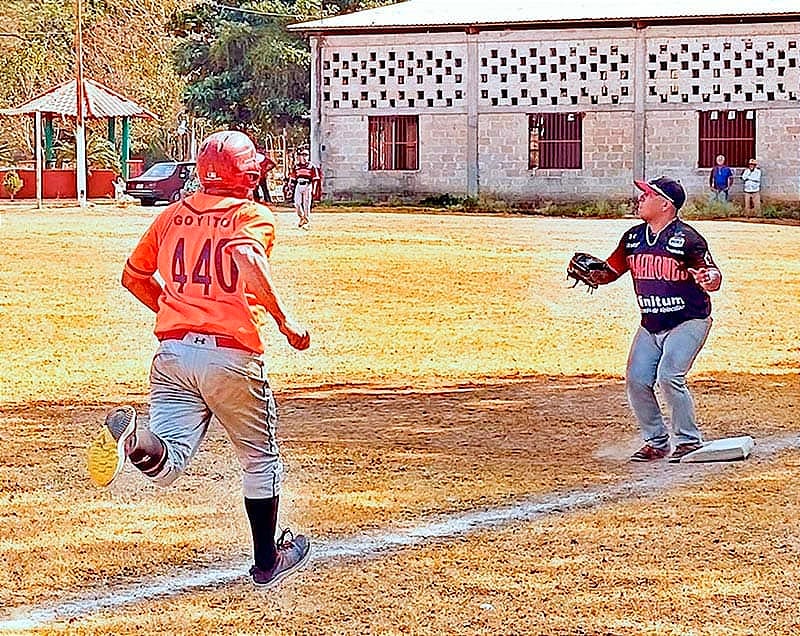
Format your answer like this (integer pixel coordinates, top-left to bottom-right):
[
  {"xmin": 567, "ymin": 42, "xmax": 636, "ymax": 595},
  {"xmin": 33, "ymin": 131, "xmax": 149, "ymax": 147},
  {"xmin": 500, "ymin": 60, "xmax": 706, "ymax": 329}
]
[
  {"xmin": 590, "ymin": 265, "xmax": 619, "ymax": 286},
  {"xmin": 230, "ymin": 244, "xmax": 310, "ymax": 351},
  {"xmin": 121, "ymin": 270, "xmax": 162, "ymax": 313}
]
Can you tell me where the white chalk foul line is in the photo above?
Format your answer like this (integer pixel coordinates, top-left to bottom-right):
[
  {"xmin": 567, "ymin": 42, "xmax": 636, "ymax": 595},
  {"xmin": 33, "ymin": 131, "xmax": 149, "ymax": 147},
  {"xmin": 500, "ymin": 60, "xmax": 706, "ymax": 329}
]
[{"xmin": 2, "ymin": 433, "xmax": 798, "ymax": 632}]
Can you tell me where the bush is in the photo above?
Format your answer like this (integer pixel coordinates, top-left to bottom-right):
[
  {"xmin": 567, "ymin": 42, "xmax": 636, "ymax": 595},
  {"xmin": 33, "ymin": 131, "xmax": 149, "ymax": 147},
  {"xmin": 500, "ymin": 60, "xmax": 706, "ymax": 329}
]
[
  {"xmin": 680, "ymin": 197, "xmax": 740, "ymax": 219},
  {"xmin": 419, "ymin": 193, "xmax": 465, "ymax": 207},
  {"xmin": 535, "ymin": 199, "xmax": 631, "ymax": 218},
  {"xmin": 681, "ymin": 197, "xmax": 800, "ymax": 221},
  {"xmin": 2, "ymin": 170, "xmax": 23, "ymax": 199},
  {"xmin": 760, "ymin": 203, "xmax": 800, "ymax": 220}
]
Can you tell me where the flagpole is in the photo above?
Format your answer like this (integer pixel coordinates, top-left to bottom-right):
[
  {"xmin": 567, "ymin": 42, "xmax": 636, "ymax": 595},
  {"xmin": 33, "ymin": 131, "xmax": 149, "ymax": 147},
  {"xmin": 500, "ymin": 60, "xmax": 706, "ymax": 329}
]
[{"xmin": 75, "ymin": 0, "xmax": 87, "ymax": 207}]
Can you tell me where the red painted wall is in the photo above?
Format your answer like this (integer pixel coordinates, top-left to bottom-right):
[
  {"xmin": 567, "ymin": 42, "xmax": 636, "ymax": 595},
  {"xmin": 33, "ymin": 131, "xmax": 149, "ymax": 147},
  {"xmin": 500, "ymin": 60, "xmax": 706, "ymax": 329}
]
[{"xmin": 0, "ymin": 168, "xmax": 115, "ymax": 199}]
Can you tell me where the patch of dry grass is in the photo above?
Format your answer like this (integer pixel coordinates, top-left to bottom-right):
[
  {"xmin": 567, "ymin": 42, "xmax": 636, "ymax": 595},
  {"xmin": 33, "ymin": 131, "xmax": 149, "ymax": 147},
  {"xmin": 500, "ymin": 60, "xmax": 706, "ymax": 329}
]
[{"xmin": 1, "ymin": 204, "xmax": 798, "ymax": 405}]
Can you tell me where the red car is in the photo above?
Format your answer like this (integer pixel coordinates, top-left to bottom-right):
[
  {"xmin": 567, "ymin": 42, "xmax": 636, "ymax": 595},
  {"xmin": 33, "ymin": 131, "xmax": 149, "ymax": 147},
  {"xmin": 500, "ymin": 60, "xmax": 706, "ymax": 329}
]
[{"xmin": 125, "ymin": 161, "xmax": 194, "ymax": 206}]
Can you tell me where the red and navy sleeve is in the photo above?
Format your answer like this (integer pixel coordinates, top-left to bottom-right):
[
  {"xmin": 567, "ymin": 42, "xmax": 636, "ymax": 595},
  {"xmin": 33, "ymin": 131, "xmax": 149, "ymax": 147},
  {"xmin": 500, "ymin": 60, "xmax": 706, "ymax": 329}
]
[
  {"xmin": 684, "ymin": 229, "xmax": 718, "ymax": 271},
  {"xmin": 606, "ymin": 233, "xmax": 630, "ymax": 276}
]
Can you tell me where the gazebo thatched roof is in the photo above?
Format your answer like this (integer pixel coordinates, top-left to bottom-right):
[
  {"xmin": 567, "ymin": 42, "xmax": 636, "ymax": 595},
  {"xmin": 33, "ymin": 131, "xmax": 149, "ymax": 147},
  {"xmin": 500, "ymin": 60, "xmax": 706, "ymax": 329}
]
[{"xmin": 0, "ymin": 79, "xmax": 157, "ymax": 119}]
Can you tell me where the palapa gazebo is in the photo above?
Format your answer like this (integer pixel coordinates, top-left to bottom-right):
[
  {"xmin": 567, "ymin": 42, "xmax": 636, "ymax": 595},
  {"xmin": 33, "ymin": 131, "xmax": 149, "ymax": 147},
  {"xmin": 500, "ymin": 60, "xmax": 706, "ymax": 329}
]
[{"xmin": 1, "ymin": 78, "xmax": 156, "ymax": 202}]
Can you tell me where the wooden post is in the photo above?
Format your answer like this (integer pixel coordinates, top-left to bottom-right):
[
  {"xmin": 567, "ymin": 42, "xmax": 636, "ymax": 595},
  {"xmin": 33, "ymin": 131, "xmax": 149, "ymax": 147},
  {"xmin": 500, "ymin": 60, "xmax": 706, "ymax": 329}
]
[{"xmin": 121, "ymin": 117, "xmax": 131, "ymax": 179}]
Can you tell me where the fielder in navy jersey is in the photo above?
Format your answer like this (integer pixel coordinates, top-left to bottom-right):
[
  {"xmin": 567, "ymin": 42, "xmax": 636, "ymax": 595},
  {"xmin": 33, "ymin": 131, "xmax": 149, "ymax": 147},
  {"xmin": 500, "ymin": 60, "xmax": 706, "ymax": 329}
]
[{"xmin": 583, "ymin": 176, "xmax": 722, "ymax": 462}]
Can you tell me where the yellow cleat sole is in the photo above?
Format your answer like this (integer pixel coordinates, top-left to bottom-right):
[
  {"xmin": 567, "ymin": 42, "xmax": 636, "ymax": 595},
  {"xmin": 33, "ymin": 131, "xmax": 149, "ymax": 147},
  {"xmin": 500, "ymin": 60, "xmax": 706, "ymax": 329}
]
[{"xmin": 87, "ymin": 427, "xmax": 123, "ymax": 487}]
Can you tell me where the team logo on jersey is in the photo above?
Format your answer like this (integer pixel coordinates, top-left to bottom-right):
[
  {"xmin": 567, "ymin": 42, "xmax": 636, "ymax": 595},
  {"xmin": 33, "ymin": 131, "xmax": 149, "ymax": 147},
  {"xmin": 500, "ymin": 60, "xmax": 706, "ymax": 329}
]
[
  {"xmin": 626, "ymin": 253, "xmax": 689, "ymax": 281},
  {"xmin": 668, "ymin": 236, "xmax": 685, "ymax": 248}
]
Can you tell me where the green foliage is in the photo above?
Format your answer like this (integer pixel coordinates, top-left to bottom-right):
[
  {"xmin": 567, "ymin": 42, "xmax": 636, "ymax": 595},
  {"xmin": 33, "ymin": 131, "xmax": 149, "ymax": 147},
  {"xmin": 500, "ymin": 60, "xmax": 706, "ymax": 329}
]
[
  {"xmin": 760, "ymin": 203, "xmax": 800, "ymax": 220},
  {"xmin": 536, "ymin": 199, "xmax": 630, "ymax": 218},
  {"xmin": 54, "ymin": 134, "xmax": 121, "ymax": 172},
  {"xmin": 168, "ymin": 0, "xmax": 397, "ymax": 135},
  {"xmin": 169, "ymin": 1, "xmax": 308, "ymax": 133},
  {"xmin": 3, "ymin": 170, "xmax": 23, "ymax": 198},
  {"xmin": 1, "ymin": 1, "xmax": 190, "ymax": 166},
  {"xmin": 680, "ymin": 198, "xmax": 740, "ymax": 219},
  {"xmin": 681, "ymin": 197, "xmax": 800, "ymax": 221},
  {"xmin": 419, "ymin": 193, "xmax": 465, "ymax": 207}
]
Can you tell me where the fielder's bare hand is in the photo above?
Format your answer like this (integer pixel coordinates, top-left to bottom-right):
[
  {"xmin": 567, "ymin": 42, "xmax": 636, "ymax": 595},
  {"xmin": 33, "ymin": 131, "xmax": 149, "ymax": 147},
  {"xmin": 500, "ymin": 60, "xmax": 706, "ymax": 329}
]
[
  {"xmin": 687, "ymin": 267, "xmax": 722, "ymax": 292},
  {"xmin": 280, "ymin": 319, "xmax": 311, "ymax": 350}
]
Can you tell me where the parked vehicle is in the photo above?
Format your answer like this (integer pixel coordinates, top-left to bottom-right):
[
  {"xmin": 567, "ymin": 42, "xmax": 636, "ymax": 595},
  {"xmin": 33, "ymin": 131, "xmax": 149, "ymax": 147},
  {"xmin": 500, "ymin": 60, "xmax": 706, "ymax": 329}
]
[{"xmin": 125, "ymin": 161, "xmax": 194, "ymax": 206}]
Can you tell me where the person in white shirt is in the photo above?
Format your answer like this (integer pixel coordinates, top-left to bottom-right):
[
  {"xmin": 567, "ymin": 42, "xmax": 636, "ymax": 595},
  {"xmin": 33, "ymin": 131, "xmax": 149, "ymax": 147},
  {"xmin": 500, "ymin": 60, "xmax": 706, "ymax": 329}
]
[{"xmin": 741, "ymin": 158, "xmax": 762, "ymax": 215}]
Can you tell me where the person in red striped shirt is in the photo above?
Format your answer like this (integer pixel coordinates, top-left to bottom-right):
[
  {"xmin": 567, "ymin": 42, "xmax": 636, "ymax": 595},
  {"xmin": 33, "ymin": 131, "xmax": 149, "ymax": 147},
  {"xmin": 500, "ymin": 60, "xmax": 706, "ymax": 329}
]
[{"xmin": 286, "ymin": 146, "xmax": 321, "ymax": 229}]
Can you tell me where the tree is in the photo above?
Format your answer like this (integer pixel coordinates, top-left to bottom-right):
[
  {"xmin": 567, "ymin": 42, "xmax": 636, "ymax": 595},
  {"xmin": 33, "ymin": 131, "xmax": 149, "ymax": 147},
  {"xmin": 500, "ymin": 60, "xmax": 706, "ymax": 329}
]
[
  {"xmin": 0, "ymin": 0, "xmax": 190, "ymax": 160},
  {"xmin": 169, "ymin": 0, "xmax": 397, "ymax": 138}
]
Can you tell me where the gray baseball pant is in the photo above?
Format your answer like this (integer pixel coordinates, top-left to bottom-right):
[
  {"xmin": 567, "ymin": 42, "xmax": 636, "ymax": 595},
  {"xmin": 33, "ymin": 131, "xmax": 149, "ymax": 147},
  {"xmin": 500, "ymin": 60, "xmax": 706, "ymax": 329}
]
[{"xmin": 146, "ymin": 334, "xmax": 283, "ymax": 499}]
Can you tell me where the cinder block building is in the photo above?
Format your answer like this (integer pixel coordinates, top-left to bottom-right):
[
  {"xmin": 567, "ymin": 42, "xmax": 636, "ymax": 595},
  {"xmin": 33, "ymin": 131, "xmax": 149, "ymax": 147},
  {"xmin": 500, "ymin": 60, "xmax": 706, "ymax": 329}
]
[{"xmin": 291, "ymin": 1, "xmax": 800, "ymax": 203}]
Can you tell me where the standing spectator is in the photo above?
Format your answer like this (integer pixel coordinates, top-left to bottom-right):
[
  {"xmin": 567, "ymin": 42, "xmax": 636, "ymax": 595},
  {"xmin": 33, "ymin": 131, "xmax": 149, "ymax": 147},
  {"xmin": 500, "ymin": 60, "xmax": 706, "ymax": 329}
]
[
  {"xmin": 709, "ymin": 154, "xmax": 734, "ymax": 203},
  {"xmin": 741, "ymin": 158, "xmax": 762, "ymax": 215},
  {"xmin": 286, "ymin": 146, "xmax": 322, "ymax": 229},
  {"xmin": 87, "ymin": 130, "xmax": 312, "ymax": 587},
  {"xmin": 253, "ymin": 152, "xmax": 276, "ymax": 203},
  {"xmin": 112, "ymin": 175, "xmax": 126, "ymax": 202},
  {"xmin": 575, "ymin": 176, "xmax": 722, "ymax": 462}
]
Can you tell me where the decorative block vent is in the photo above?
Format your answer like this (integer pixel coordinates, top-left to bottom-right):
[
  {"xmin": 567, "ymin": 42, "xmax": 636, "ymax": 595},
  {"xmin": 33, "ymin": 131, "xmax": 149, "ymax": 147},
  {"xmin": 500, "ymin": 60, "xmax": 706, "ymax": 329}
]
[
  {"xmin": 478, "ymin": 42, "xmax": 635, "ymax": 107},
  {"xmin": 646, "ymin": 36, "xmax": 800, "ymax": 103},
  {"xmin": 322, "ymin": 46, "xmax": 467, "ymax": 110}
]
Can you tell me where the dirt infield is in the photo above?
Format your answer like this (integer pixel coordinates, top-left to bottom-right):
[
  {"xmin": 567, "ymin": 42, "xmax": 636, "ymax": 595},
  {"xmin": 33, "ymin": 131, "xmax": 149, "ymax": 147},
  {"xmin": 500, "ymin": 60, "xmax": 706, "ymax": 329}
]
[{"xmin": 0, "ymin": 204, "xmax": 798, "ymax": 634}]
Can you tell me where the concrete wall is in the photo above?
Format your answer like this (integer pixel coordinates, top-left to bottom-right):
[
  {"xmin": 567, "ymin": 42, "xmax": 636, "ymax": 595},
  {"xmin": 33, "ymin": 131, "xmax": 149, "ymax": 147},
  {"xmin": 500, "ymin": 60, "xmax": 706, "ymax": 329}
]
[
  {"xmin": 476, "ymin": 111, "xmax": 634, "ymax": 200},
  {"xmin": 321, "ymin": 113, "xmax": 468, "ymax": 197},
  {"xmin": 315, "ymin": 23, "xmax": 800, "ymax": 202},
  {"xmin": 756, "ymin": 109, "xmax": 800, "ymax": 201}
]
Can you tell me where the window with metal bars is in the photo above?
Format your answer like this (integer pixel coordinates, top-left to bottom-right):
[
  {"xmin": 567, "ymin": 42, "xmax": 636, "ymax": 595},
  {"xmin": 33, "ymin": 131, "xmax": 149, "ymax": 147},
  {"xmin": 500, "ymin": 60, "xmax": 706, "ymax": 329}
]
[
  {"xmin": 529, "ymin": 113, "xmax": 582, "ymax": 169},
  {"xmin": 698, "ymin": 110, "xmax": 755, "ymax": 168},
  {"xmin": 368, "ymin": 115, "xmax": 419, "ymax": 170}
]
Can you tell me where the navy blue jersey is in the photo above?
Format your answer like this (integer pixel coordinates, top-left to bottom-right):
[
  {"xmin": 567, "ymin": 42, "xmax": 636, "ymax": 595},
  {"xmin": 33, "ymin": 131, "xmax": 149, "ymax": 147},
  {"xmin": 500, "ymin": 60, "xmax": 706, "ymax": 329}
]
[{"xmin": 607, "ymin": 218, "xmax": 718, "ymax": 333}]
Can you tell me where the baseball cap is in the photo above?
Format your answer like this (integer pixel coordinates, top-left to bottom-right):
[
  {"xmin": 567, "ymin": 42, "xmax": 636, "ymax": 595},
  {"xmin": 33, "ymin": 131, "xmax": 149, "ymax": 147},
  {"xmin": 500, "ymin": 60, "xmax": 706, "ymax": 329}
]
[
  {"xmin": 634, "ymin": 176, "xmax": 686, "ymax": 211},
  {"xmin": 748, "ymin": 158, "xmax": 757, "ymax": 164}
]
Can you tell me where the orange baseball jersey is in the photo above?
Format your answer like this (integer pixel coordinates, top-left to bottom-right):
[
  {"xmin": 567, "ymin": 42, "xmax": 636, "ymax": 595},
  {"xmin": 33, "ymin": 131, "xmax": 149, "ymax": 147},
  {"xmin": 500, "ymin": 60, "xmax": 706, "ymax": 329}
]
[{"xmin": 124, "ymin": 191, "xmax": 277, "ymax": 354}]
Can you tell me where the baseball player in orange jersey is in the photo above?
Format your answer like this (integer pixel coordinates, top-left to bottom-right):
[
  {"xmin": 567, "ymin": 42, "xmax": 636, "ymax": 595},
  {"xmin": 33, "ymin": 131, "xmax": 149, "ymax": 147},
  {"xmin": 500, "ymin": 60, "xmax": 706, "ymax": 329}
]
[{"xmin": 87, "ymin": 130, "xmax": 311, "ymax": 587}]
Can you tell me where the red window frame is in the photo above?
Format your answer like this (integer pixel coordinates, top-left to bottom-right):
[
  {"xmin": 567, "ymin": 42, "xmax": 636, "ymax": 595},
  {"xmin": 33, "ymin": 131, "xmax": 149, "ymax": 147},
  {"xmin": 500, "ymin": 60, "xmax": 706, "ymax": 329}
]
[
  {"xmin": 698, "ymin": 110, "xmax": 756, "ymax": 168},
  {"xmin": 369, "ymin": 115, "xmax": 419, "ymax": 171},
  {"xmin": 529, "ymin": 113, "xmax": 583, "ymax": 169}
]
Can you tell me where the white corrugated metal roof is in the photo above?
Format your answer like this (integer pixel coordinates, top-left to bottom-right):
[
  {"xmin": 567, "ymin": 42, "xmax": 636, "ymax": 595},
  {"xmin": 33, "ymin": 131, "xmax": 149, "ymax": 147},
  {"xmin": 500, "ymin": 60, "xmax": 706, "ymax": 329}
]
[
  {"xmin": 0, "ymin": 79, "xmax": 157, "ymax": 119},
  {"xmin": 291, "ymin": 0, "xmax": 800, "ymax": 31}
]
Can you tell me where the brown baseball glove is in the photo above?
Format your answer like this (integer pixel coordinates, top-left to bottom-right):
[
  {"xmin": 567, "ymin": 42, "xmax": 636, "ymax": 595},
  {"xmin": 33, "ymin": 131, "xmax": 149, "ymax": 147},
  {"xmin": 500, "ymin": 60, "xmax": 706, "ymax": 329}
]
[{"xmin": 566, "ymin": 252, "xmax": 612, "ymax": 291}]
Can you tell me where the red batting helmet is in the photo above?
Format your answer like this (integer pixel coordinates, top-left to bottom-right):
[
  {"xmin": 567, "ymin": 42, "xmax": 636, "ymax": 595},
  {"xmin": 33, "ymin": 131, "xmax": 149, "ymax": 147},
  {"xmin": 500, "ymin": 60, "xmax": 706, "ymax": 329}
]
[{"xmin": 196, "ymin": 130, "xmax": 264, "ymax": 197}]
